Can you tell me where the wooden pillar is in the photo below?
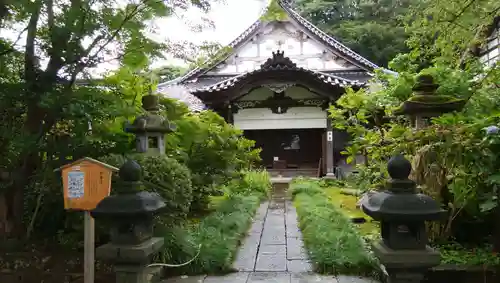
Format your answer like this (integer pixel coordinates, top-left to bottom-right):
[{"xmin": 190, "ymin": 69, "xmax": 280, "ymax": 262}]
[
  {"xmin": 325, "ymin": 111, "xmax": 335, "ymax": 179},
  {"xmin": 227, "ymin": 104, "xmax": 234, "ymax": 125}
]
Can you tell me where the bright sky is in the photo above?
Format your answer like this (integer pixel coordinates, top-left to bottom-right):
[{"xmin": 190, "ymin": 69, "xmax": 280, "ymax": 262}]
[
  {"xmin": 2, "ymin": 0, "xmax": 267, "ymax": 75},
  {"xmin": 151, "ymin": 0, "xmax": 266, "ymax": 68}
]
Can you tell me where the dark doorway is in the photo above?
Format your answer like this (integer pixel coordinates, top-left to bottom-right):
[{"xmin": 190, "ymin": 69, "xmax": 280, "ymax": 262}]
[{"xmin": 244, "ymin": 128, "xmax": 323, "ymax": 169}]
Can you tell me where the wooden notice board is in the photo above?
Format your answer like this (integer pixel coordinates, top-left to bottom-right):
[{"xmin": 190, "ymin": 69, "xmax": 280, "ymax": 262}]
[
  {"xmin": 56, "ymin": 157, "xmax": 118, "ymax": 283},
  {"xmin": 57, "ymin": 157, "xmax": 118, "ymax": 211}
]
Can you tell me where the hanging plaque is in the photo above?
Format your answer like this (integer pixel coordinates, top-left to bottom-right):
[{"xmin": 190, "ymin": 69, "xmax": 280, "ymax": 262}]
[{"xmin": 327, "ymin": 131, "xmax": 333, "ymax": 142}]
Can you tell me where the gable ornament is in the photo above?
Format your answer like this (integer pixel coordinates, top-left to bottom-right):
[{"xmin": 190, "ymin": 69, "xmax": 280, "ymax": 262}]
[{"xmin": 263, "ymin": 83, "xmax": 295, "ymax": 93}]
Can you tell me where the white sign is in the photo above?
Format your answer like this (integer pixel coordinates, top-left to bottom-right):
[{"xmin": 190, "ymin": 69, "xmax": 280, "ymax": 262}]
[
  {"xmin": 273, "ymin": 156, "xmax": 279, "ymax": 161},
  {"xmin": 327, "ymin": 131, "xmax": 333, "ymax": 142},
  {"xmin": 68, "ymin": 171, "xmax": 85, "ymax": 199}
]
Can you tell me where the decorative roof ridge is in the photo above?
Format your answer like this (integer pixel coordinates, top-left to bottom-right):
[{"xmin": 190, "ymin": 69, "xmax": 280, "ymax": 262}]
[
  {"xmin": 159, "ymin": 0, "xmax": 380, "ymax": 87},
  {"xmin": 192, "ymin": 52, "xmax": 366, "ymax": 93},
  {"xmin": 261, "ymin": 50, "xmax": 297, "ymax": 69},
  {"xmin": 159, "ymin": 3, "xmax": 274, "ymax": 87},
  {"xmin": 315, "ymin": 70, "xmax": 360, "ymax": 84},
  {"xmin": 279, "ymin": 1, "xmax": 379, "ymax": 70}
]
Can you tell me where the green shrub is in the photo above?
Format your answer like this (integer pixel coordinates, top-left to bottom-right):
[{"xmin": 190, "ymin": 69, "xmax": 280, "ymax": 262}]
[
  {"xmin": 434, "ymin": 242, "xmax": 500, "ymax": 266},
  {"xmin": 99, "ymin": 153, "xmax": 193, "ymax": 223},
  {"xmin": 291, "ymin": 182, "xmax": 379, "ymax": 276},
  {"xmin": 227, "ymin": 170, "xmax": 271, "ymax": 199},
  {"xmin": 158, "ymin": 193, "xmax": 261, "ymax": 274},
  {"xmin": 165, "ymin": 110, "xmax": 261, "ymax": 212},
  {"xmin": 340, "ymin": 188, "xmax": 363, "ymax": 196},
  {"xmin": 290, "ymin": 178, "xmax": 324, "ymax": 198}
]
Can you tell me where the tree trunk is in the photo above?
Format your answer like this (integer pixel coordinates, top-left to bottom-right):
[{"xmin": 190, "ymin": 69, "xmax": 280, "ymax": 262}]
[
  {"xmin": 493, "ymin": 201, "xmax": 500, "ymax": 252},
  {"xmin": 0, "ymin": 101, "xmax": 46, "ymax": 238},
  {"xmin": 0, "ymin": 1, "xmax": 9, "ymax": 26}
]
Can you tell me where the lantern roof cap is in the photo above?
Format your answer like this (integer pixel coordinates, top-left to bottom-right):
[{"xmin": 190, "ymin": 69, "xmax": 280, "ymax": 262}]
[
  {"xmin": 125, "ymin": 94, "xmax": 176, "ymax": 134},
  {"xmin": 394, "ymin": 74, "xmax": 466, "ymax": 116},
  {"xmin": 361, "ymin": 154, "xmax": 446, "ymax": 221},
  {"xmin": 91, "ymin": 159, "xmax": 166, "ymax": 218}
]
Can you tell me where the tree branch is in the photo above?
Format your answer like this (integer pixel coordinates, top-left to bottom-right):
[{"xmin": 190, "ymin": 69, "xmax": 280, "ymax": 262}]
[
  {"xmin": 24, "ymin": 0, "xmax": 42, "ymax": 83},
  {"xmin": 85, "ymin": 2, "xmax": 144, "ymax": 60},
  {"xmin": 0, "ymin": 0, "xmax": 9, "ymax": 26},
  {"xmin": 0, "ymin": 26, "xmax": 29, "ymax": 57}
]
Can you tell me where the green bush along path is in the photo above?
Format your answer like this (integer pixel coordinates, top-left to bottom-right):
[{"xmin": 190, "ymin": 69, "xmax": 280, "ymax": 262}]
[{"xmin": 163, "ymin": 182, "xmax": 379, "ymax": 283}]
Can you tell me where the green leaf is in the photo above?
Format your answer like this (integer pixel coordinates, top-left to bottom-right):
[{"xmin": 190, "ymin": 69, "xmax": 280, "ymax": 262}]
[
  {"xmin": 487, "ymin": 174, "xmax": 500, "ymax": 185},
  {"xmin": 479, "ymin": 198, "xmax": 498, "ymax": 213}
]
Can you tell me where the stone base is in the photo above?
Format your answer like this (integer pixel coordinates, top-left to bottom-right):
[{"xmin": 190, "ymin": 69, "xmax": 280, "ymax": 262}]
[
  {"xmin": 373, "ymin": 242, "xmax": 440, "ymax": 269},
  {"xmin": 96, "ymin": 237, "xmax": 164, "ymax": 264},
  {"xmin": 373, "ymin": 242, "xmax": 441, "ymax": 283},
  {"xmin": 323, "ymin": 172, "xmax": 336, "ymax": 179},
  {"xmin": 115, "ymin": 264, "xmax": 149, "ymax": 283}
]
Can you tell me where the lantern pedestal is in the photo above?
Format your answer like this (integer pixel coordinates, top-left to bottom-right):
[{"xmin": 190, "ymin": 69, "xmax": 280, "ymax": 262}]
[
  {"xmin": 92, "ymin": 159, "xmax": 167, "ymax": 283},
  {"xmin": 96, "ymin": 237, "xmax": 164, "ymax": 283},
  {"xmin": 361, "ymin": 154, "xmax": 446, "ymax": 283},
  {"xmin": 373, "ymin": 242, "xmax": 440, "ymax": 283},
  {"xmin": 96, "ymin": 237, "xmax": 164, "ymax": 263}
]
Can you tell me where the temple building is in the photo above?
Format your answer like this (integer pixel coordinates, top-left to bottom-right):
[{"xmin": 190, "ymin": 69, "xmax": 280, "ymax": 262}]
[
  {"xmin": 158, "ymin": 0, "xmax": 385, "ymax": 177},
  {"xmin": 479, "ymin": 16, "xmax": 499, "ymax": 68}
]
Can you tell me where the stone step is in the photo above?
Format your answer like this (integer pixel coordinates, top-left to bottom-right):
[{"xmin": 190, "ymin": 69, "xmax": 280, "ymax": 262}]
[{"xmin": 268, "ymin": 169, "xmax": 318, "ymax": 178}]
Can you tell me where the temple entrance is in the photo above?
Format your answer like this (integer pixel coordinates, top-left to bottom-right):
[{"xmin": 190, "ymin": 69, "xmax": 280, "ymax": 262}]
[{"xmin": 244, "ymin": 129, "xmax": 323, "ymax": 169}]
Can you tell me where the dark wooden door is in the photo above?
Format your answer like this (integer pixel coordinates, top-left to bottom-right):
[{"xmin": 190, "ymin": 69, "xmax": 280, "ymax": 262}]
[{"xmin": 244, "ymin": 129, "xmax": 323, "ymax": 168}]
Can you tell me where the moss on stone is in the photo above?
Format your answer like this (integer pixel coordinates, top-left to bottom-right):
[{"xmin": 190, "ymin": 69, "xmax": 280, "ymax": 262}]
[
  {"xmin": 407, "ymin": 94, "xmax": 463, "ymax": 104},
  {"xmin": 325, "ymin": 187, "xmax": 379, "ymax": 237}
]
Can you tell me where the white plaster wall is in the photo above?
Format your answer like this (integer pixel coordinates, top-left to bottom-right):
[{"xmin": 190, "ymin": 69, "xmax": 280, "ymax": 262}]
[
  {"xmin": 238, "ymin": 86, "xmax": 320, "ymax": 101},
  {"xmin": 233, "ymin": 107, "xmax": 326, "ymax": 130},
  {"xmin": 239, "ymin": 87, "xmax": 273, "ymax": 101},
  {"xmin": 212, "ymin": 21, "xmax": 352, "ymax": 74},
  {"xmin": 480, "ymin": 23, "xmax": 500, "ymax": 68}
]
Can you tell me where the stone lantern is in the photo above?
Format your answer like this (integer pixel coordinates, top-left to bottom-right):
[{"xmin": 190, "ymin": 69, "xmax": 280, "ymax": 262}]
[
  {"xmin": 91, "ymin": 159, "xmax": 166, "ymax": 283},
  {"xmin": 394, "ymin": 74, "xmax": 466, "ymax": 129},
  {"xmin": 361, "ymin": 154, "xmax": 446, "ymax": 283},
  {"xmin": 125, "ymin": 92, "xmax": 175, "ymax": 155}
]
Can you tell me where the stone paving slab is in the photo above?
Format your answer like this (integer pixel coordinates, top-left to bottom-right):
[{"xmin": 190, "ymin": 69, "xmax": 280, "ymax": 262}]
[
  {"xmin": 248, "ymin": 272, "xmax": 291, "ymax": 283},
  {"xmin": 266, "ymin": 216, "xmax": 285, "ymax": 223},
  {"xmin": 286, "ymin": 227, "xmax": 302, "ymax": 238},
  {"xmin": 287, "ymin": 260, "xmax": 313, "ymax": 273},
  {"xmin": 162, "ymin": 189, "xmax": 380, "ymax": 283},
  {"xmin": 290, "ymin": 273, "xmax": 337, "ymax": 283},
  {"xmin": 336, "ymin": 275, "xmax": 379, "ymax": 283},
  {"xmin": 259, "ymin": 244, "xmax": 286, "ymax": 255},
  {"xmin": 261, "ymin": 232, "xmax": 286, "ymax": 245},
  {"xmin": 162, "ymin": 275, "xmax": 206, "ymax": 283},
  {"xmin": 253, "ymin": 206, "xmax": 268, "ymax": 221},
  {"xmin": 233, "ymin": 257, "xmax": 257, "ymax": 272},
  {"xmin": 249, "ymin": 220, "xmax": 265, "ymax": 234},
  {"xmin": 162, "ymin": 273, "xmax": 379, "ymax": 283},
  {"xmin": 286, "ymin": 237, "xmax": 306, "ymax": 260},
  {"xmin": 255, "ymin": 254, "xmax": 288, "ymax": 271},
  {"xmin": 203, "ymin": 272, "xmax": 250, "ymax": 283},
  {"xmin": 232, "ymin": 202, "xmax": 269, "ymax": 272}
]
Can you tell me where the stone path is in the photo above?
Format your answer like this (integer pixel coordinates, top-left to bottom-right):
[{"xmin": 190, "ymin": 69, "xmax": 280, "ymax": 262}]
[{"xmin": 162, "ymin": 186, "xmax": 378, "ymax": 283}]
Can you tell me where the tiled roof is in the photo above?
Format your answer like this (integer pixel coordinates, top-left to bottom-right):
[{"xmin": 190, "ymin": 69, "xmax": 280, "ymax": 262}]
[
  {"xmin": 163, "ymin": 0, "xmax": 378, "ymax": 86},
  {"xmin": 280, "ymin": 2, "xmax": 379, "ymax": 70},
  {"xmin": 193, "ymin": 71, "xmax": 363, "ymax": 94},
  {"xmin": 191, "ymin": 51, "xmax": 365, "ymax": 94},
  {"xmin": 156, "ymin": 84, "xmax": 206, "ymax": 112}
]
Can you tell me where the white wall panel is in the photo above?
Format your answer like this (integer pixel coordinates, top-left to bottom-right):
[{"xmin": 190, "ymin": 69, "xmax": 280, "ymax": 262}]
[{"xmin": 234, "ymin": 107, "xmax": 326, "ymax": 130}]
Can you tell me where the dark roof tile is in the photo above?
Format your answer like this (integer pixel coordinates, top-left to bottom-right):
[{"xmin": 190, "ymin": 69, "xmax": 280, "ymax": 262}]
[{"xmin": 165, "ymin": 0, "xmax": 378, "ymax": 85}]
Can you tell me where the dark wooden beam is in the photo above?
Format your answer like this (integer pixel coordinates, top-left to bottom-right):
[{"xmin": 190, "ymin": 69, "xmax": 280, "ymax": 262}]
[{"xmin": 325, "ymin": 108, "xmax": 335, "ymax": 178}]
